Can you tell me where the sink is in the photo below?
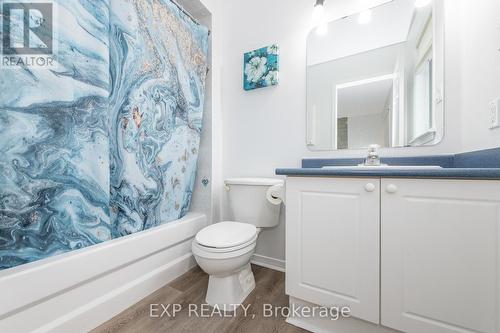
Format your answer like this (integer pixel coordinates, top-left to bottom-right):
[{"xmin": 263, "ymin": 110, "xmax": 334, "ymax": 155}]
[{"xmin": 321, "ymin": 165, "xmax": 443, "ymax": 170}]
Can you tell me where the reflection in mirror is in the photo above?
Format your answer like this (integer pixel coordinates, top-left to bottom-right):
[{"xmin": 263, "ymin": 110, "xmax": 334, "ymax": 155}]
[
  {"xmin": 336, "ymin": 74, "xmax": 395, "ymax": 149},
  {"xmin": 306, "ymin": 0, "xmax": 444, "ymax": 151}
]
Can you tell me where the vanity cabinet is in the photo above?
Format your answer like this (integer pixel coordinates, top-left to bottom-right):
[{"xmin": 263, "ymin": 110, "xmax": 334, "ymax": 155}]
[
  {"xmin": 381, "ymin": 179, "xmax": 500, "ymax": 333},
  {"xmin": 285, "ymin": 177, "xmax": 381, "ymax": 324},
  {"xmin": 286, "ymin": 177, "xmax": 500, "ymax": 333}
]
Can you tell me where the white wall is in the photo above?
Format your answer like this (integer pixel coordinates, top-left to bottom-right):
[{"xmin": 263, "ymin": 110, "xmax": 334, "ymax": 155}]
[
  {"xmin": 217, "ymin": 0, "xmax": 498, "ymax": 263},
  {"xmin": 456, "ymin": 0, "xmax": 500, "ymax": 151},
  {"xmin": 190, "ymin": 0, "xmax": 223, "ymax": 224},
  {"xmin": 189, "ymin": 0, "xmax": 214, "ymax": 222},
  {"xmin": 204, "ymin": 0, "xmax": 224, "ymax": 225}
]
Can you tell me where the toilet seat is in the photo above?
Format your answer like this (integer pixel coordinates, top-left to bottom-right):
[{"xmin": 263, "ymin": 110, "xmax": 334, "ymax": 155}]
[
  {"xmin": 194, "ymin": 233, "xmax": 258, "ymax": 253},
  {"xmin": 193, "ymin": 221, "xmax": 258, "ymax": 260},
  {"xmin": 195, "ymin": 221, "xmax": 257, "ymax": 249},
  {"xmin": 192, "ymin": 238, "xmax": 257, "ymax": 260}
]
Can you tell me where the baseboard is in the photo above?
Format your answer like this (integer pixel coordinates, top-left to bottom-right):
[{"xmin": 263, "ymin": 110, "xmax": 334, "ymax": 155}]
[
  {"xmin": 286, "ymin": 297, "xmax": 399, "ymax": 333},
  {"xmin": 251, "ymin": 254, "xmax": 285, "ymax": 272}
]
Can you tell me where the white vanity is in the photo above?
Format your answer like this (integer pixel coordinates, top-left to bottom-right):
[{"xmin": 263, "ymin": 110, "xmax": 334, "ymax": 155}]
[
  {"xmin": 278, "ymin": 145, "xmax": 500, "ymax": 333},
  {"xmin": 284, "ymin": 175, "xmax": 500, "ymax": 333}
]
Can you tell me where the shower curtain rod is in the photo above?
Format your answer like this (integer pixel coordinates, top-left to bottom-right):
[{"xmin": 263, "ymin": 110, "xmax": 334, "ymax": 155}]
[
  {"xmin": 169, "ymin": 0, "xmax": 211, "ymax": 74},
  {"xmin": 170, "ymin": 0, "xmax": 211, "ymax": 35}
]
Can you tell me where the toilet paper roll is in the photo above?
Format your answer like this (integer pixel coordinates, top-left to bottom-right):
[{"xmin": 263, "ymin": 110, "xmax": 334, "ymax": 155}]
[{"xmin": 266, "ymin": 184, "xmax": 285, "ymax": 205}]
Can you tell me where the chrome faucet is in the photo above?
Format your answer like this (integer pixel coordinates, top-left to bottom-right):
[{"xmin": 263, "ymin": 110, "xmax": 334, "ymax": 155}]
[{"xmin": 364, "ymin": 144, "xmax": 381, "ymax": 166}]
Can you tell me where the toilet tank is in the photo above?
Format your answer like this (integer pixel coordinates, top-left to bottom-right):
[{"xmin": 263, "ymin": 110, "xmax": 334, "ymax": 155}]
[{"xmin": 225, "ymin": 178, "xmax": 284, "ymax": 228}]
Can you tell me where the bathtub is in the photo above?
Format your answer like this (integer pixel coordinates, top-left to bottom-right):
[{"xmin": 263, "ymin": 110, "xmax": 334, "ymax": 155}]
[{"xmin": 0, "ymin": 213, "xmax": 207, "ymax": 333}]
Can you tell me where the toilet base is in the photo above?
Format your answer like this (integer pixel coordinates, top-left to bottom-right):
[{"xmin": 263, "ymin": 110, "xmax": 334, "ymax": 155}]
[{"xmin": 205, "ymin": 263, "xmax": 255, "ymax": 311}]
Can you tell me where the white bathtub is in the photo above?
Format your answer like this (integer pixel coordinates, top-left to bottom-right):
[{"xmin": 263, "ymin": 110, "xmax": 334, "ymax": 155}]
[{"xmin": 0, "ymin": 213, "xmax": 207, "ymax": 333}]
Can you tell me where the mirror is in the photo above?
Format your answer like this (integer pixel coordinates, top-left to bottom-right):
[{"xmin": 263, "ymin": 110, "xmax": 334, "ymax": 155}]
[{"xmin": 307, "ymin": 0, "xmax": 444, "ymax": 150}]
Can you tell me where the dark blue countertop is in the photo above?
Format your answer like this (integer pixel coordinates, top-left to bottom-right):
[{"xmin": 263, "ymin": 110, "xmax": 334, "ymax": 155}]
[
  {"xmin": 276, "ymin": 148, "xmax": 500, "ymax": 180},
  {"xmin": 275, "ymin": 167, "xmax": 500, "ymax": 179}
]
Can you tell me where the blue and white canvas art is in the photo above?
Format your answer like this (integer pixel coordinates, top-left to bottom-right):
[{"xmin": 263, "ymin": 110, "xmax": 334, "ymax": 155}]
[
  {"xmin": 243, "ymin": 44, "xmax": 279, "ymax": 91},
  {"xmin": 243, "ymin": 44, "xmax": 279, "ymax": 90},
  {"xmin": 0, "ymin": 0, "xmax": 209, "ymax": 270}
]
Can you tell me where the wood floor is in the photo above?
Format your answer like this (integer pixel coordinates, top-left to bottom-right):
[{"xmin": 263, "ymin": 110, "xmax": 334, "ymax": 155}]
[{"xmin": 92, "ymin": 265, "xmax": 308, "ymax": 333}]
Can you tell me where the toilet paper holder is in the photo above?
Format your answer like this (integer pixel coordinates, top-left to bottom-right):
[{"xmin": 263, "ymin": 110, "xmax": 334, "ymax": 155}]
[{"xmin": 266, "ymin": 184, "xmax": 285, "ymax": 205}]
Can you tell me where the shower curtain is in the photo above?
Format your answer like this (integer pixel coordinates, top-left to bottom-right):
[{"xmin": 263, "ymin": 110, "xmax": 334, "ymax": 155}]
[{"xmin": 0, "ymin": 0, "xmax": 209, "ymax": 270}]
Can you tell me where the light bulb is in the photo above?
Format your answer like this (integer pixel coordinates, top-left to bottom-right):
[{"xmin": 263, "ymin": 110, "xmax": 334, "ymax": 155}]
[
  {"xmin": 358, "ymin": 9, "xmax": 372, "ymax": 24},
  {"xmin": 312, "ymin": 3, "xmax": 325, "ymax": 26},
  {"xmin": 312, "ymin": 0, "xmax": 327, "ymax": 35},
  {"xmin": 415, "ymin": 0, "xmax": 431, "ymax": 8}
]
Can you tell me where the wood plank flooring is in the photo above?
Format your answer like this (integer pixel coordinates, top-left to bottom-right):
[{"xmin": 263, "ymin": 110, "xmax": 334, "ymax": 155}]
[{"xmin": 92, "ymin": 265, "xmax": 308, "ymax": 333}]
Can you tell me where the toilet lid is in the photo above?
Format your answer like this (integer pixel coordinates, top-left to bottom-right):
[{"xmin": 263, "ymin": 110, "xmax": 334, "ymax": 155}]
[{"xmin": 195, "ymin": 222, "xmax": 257, "ymax": 248}]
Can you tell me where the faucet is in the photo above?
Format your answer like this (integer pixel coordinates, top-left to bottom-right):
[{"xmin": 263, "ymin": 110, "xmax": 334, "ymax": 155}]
[{"xmin": 364, "ymin": 144, "xmax": 381, "ymax": 166}]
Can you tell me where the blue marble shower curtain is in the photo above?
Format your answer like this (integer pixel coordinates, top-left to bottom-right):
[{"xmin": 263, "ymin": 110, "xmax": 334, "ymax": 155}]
[
  {"xmin": 0, "ymin": 1, "xmax": 112, "ymax": 270},
  {"xmin": 0, "ymin": 0, "xmax": 209, "ymax": 270},
  {"xmin": 109, "ymin": 0, "xmax": 209, "ymax": 235}
]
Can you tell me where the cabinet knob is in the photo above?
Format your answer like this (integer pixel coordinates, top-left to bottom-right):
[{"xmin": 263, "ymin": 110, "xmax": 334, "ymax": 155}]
[
  {"xmin": 386, "ymin": 184, "xmax": 398, "ymax": 194},
  {"xmin": 365, "ymin": 183, "xmax": 376, "ymax": 192}
]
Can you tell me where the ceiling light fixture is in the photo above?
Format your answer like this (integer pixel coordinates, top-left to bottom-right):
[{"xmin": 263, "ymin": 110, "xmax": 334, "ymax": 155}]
[{"xmin": 312, "ymin": 0, "xmax": 328, "ymax": 35}]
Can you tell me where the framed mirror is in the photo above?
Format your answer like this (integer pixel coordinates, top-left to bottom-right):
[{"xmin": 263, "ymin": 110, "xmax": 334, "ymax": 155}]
[{"xmin": 306, "ymin": 0, "xmax": 444, "ymax": 151}]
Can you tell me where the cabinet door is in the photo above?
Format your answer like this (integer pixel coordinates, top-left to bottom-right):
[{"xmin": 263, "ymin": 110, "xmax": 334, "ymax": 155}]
[
  {"xmin": 381, "ymin": 179, "xmax": 500, "ymax": 333},
  {"xmin": 286, "ymin": 177, "xmax": 380, "ymax": 324}
]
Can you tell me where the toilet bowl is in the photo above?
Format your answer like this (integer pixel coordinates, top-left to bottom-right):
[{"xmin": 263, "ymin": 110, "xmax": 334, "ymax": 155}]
[
  {"xmin": 192, "ymin": 178, "xmax": 284, "ymax": 311},
  {"xmin": 192, "ymin": 222, "xmax": 259, "ymax": 310}
]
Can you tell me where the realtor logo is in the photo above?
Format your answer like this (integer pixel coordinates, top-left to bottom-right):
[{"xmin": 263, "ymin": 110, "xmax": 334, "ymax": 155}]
[
  {"xmin": 1, "ymin": 1, "xmax": 55, "ymax": 67},
  {"xmin": 2, "ymin": 2, "xmax": 53, "ymax": 54}
]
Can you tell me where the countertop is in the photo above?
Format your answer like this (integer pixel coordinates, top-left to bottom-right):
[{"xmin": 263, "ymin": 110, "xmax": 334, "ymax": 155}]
[
  {"xmin": 276, "ymin": 147, "xmax": 500, "ymax": 180},
  {"xmin": 275, "ymin": 167, "xmax": 500, "ymax": 179}
]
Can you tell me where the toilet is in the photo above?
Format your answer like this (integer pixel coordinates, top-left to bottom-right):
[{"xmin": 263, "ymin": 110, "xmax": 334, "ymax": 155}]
[{"xmin": 192, "ymin": 178, "xmax": 284, "ymax": 310}]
